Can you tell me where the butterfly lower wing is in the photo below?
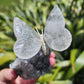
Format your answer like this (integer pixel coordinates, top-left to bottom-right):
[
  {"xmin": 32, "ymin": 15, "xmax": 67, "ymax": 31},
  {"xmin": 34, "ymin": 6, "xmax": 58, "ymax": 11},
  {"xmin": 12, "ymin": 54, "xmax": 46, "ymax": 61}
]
[
  {"xmin": 44, "ymin": 5, "xmax": 72, "ymax": 51},
  {"xmin": 14, "ymin": 17, "xmax": 41, "ymax": 59}
]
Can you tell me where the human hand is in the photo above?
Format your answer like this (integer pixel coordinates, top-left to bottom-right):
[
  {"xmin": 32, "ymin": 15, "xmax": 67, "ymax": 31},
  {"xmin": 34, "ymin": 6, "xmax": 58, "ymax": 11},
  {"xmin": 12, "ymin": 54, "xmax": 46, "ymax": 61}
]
[
  {"xmin": 0, "ymin": 52, "xmax": 56, "ymax": 84},
  {"xmin": 0, "ymin": 69, "xmax": 38, "ymax": 84}
]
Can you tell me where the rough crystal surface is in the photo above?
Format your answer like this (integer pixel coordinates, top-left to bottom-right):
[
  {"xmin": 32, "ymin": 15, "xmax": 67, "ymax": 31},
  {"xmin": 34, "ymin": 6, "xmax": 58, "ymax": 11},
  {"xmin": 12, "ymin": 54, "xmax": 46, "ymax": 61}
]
[{"xmin": 10, "ymin": 45, "xmax": 51, "ymax": 79}]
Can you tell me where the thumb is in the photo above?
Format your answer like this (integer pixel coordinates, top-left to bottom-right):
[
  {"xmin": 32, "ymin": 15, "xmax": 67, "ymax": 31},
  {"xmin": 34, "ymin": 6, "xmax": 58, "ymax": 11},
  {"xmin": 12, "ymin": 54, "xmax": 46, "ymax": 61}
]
[{"xmin": 0, "ymin": 68, "xmax": 17, "ymax": 82}]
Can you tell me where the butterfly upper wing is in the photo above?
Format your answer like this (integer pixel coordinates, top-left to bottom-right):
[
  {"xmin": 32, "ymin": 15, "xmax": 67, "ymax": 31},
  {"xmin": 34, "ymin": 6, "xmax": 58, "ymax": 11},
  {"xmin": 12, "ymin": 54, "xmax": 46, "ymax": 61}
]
[
  {"xmin": 14, "ymin": 17, "xmax": 41, "ymax": 59},
  {"xmin": 44, "ymin": 5, "xmax": 72, "ymax": 51}
]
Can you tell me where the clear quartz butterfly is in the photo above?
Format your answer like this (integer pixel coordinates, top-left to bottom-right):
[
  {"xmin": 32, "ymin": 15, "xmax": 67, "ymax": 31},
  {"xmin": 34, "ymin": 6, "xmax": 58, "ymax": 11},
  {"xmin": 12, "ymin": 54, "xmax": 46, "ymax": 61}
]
[{"xmin": 14, "ymin": 5, "xmax": 72, "ymax": 59}]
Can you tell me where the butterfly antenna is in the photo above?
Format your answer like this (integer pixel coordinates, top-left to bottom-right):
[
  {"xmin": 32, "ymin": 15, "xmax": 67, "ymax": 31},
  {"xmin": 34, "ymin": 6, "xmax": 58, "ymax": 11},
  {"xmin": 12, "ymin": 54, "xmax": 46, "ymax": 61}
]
[
  {"xmin": 42, "ymin": 28, "xmax": 44, "ymax": 35},
  {"xmin": 41, "ymin": 26, "xmax": 44, "ymax": 35},
  {"xmin": 35, "ymin": 27, "xmax": 40, "ymax": 36}
]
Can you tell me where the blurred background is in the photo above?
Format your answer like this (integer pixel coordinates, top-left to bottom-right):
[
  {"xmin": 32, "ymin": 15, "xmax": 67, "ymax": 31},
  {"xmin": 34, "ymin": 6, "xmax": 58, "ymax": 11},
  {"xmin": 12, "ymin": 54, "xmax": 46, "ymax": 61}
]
[{"xmin": 0, "ymin": 0, "xmax": 84, "ymax": 84}]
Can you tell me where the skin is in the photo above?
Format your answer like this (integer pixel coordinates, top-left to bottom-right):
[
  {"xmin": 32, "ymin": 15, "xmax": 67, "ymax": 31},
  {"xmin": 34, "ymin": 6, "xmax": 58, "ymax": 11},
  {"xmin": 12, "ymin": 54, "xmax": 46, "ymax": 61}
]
[{"xmin": 0, "ymin": 52, "xmax": 55, "ymax": 84}]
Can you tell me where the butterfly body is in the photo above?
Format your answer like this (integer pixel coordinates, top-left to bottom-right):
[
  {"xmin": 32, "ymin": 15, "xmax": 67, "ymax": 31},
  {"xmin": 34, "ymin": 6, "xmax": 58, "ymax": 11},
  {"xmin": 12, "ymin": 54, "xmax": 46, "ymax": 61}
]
[{"xmin": 40, "ymin": 34, "xmax": 47, "ymax": 55}]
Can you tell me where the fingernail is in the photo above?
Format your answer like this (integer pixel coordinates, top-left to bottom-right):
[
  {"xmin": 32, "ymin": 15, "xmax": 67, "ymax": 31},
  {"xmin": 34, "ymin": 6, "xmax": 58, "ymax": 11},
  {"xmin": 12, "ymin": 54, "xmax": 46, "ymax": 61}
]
[
  {"xmin": 49, "ymin": 58, "xmax": 56, "ymax": 67},
  {"xmin": 50, "ymin": 52, "xmax": 55, "ymax": 58}
]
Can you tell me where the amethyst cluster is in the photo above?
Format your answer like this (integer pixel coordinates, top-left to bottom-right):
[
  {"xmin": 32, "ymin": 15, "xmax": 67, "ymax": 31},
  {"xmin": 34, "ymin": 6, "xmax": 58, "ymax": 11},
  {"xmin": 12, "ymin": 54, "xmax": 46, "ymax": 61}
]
[{"xmin": 10, "ymin": 45, "xmax": 51, "ymax": 79}]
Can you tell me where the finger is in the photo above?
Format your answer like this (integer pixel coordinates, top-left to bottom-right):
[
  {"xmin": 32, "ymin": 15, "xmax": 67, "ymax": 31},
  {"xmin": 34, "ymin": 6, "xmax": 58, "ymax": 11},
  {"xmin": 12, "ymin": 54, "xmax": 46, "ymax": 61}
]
[
  {"xmin": 0, "ymin": 68, "xmax": 17, "ymax": 82},
  {"xmin": 50, "ymin": 52, "xmax": 55, "ymax": 58},
  {"xmin": 15, "ymin": 76, "xmax": 38, "ymax": 84},
  {"xmin": 49, "ymin": 57, "xmax": 56, "ymax": 67},
  {"xmin": 0, "ymin": 81, "xmax": 7, "ymax": 84}
]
